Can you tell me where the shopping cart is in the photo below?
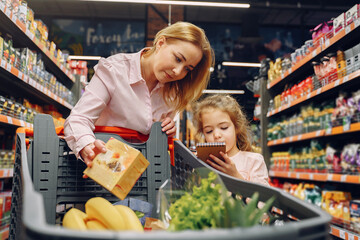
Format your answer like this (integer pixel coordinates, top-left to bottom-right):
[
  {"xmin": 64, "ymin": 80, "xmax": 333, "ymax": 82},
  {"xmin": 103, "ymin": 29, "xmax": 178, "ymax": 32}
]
[{"xmin": 10, "ymin": 114, "xmax": 331, "ymax": 240}]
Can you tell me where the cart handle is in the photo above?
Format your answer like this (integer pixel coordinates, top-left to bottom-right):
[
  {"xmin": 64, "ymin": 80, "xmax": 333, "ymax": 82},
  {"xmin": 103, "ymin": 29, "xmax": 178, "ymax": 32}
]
[{"xmin": 16, "ymin": 125, "xmax": 176, "ymax": 166}]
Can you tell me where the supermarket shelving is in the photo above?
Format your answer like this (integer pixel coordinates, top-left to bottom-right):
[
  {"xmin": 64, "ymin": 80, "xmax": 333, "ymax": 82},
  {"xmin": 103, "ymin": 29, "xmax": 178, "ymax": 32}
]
[
  {"xmin": 260, "ymin": 13, "xmax": 360, "ymax": 240},
  {"xmin": 0, "ymin": 58, "xmax": 73, "ymax": 111},
  {"xmin": 269, "ymin": 171, "xmax": 360, "ymax": 184},
  {"xmin": 330, "ymin": 224, "xmax": 360, "ymax": 240},
  {"xmin": 0, "ymin": 5, "xmax": 75, "ymax": 87},
  {"xmin": 0, "ymin": 168, "xmax": 13, "ymax": 179}
]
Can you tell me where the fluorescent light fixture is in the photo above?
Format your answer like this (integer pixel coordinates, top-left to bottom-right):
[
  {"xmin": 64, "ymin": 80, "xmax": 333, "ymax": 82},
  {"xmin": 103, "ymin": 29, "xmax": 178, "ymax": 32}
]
[
  {"xmin": 202, "ymin": 89, "xmax": 244, "ymax": 94},
  {"xmin": 222, "ymin": 61, "xmax": 261, "ymax": 67},
  {"xmin": 80, "ymin": 0, "xmax": 250, "ymax": 8},
  {"xmin": 68, "ymin": 55, "xmax": 102, "ymax": 61}
]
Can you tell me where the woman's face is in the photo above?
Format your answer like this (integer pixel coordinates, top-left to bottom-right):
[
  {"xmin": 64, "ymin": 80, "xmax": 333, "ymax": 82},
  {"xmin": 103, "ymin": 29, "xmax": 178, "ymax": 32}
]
[
  {"xmin": 201, "ymin": 108, "xmax": 239, "ymax": 157},
  {"xmin": 153, "ymin": 37, "xmax": 202, "ymax": 83}
]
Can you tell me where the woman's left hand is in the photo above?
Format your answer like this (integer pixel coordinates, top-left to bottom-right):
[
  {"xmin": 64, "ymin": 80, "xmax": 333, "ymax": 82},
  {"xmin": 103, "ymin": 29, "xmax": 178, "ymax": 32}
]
[
  {"xmin": 206, "ymin": 152, "xmax": 244, "ymax": 180},
  {"xmin": 161, "ymin": 117, "xmax": 176, "ymax": 137}
]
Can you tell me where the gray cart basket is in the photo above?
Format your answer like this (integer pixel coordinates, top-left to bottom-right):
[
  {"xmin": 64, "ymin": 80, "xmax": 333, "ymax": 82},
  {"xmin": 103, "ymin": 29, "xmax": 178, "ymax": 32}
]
[{"xmin": 10, "ymin": 114, "xmax": 331, "ymax": 240}]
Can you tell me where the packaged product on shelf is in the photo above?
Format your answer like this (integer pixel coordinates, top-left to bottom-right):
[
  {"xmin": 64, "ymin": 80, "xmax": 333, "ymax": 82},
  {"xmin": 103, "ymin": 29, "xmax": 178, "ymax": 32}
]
[
  {"xmin": 27, "ymin": 7, "xmax": 35, "ymax": 34},
  {"xmin": 0, "ymin": 36, "xmax": 3, "ymax": 58},
  {"xmin": 350, "ymin": 200, "xmax": 360, "ymax": 232},
  {"xmin": 18, "ymin": 0, "xmax": 27, "ymax": 25},
  {"xmin": 321, "ymin": 191, "xmax": 351, "ymax": 222},
  {"xmin": 345, "ymin": 4, "xmax": 360, "ymax": 26},
  {"xmin": 2, "ymin": 41, "xmax": 10, "ymax": 63},
  {"xmin": 334, "ymin": 13, "xmax": 345, "ymax": 35},
  {"xmin": 12, "ymin": 0, "xmax": 20, "ymax": 16},
  {"xmin": 9, "ymin": 45, "xmax": 15, "ymax": 66},
  {"xmin": 14, "ymin": 49, "xmax": 21, "ymax": 69},
  {"xmin": 336, "ymin": 50, "xmax": 347, "ymax": 78},
  {"xmin": 19, "ymin": 48, "xmax": 27, "ymax": 74}
]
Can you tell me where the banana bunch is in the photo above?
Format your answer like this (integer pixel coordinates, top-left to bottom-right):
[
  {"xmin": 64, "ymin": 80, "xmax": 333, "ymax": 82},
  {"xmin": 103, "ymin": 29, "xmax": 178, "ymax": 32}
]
[{"xmin": 62, "ymin": 197, "xmax": 144, "ymax": 232}]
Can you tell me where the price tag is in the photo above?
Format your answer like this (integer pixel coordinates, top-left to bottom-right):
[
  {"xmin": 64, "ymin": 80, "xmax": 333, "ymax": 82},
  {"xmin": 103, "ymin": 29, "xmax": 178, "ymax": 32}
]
[
  {"xmin": 20, "ymin": 120, "xmax": 25, "ymax": 127},
  {"xmin": 5, "ymin": 8, "xmax": 11, "ymax": 17},
  {"xmin": 343, "ymin": 117, "xmax": 351, "ymax": 132},
  {"xmin": 345, "ymin": 25, "xmax": 351, "ymax": 34},
  {"xmin": 0, "ymin": 59, "xmax": 6, "ymax": 68},
  {"xmin": 309, "ymin": 174, "xmax": 314, "ymax": 180},
  {"xmin": 0, "ymin": 2, "xmax": 5, "ymax": 11},
  {"xmin": 267, "ymin": 83, "xmax": 270, "ymax": 89},
  {"xmin": 297, "ymin": 135, "xmax": 302, "ymax": 141},
  {"xmin": 18, "ymin": 71, "xmax": 23, "ymax": 79},
  {"xmin": 348, "ymin": 233, "xmax": 355, "ymax": 240},
  {"xmin": 343, "ymin": 75, "xmax": 349, "ymax": 83},
  {"xmin": 355, "ymin": 19, "xmax": 360, "ymax": 28},
  {"xmin": 307, "ymin": 93, "xmax": 311, "ymax": 99},
  {"xmin": 6, "ymin": 63, "xmax": 11, "ymax": 72},
  {"xmin": 296, "ymin": 173, "xmax": 300, "ymax": 179},
  {"xmin": 325, "ymin": 39, "xmax": 330, "ymax": 48},
  {"xmin": 3, "ymin": 169, "xmax": 9, "ymax": 177},
  {"xmin": 279, "ymin": 106, "xmax": 283, "ymax": 112},
  {"xmin": 326, "ymin": 127, "xmax": 332, "ymax": 135},
  {"xmin": 281, "ymin": 73, "xmax": 284, "ymax": 79},
  {"xmin": 334, "ymin": 79, "xmax": 340, "ymax": 87},
  {"xmin": 288, "ymin": 68, "xmax": 292, "ymax": 74},
  {"xmin": 288, "ymin": 172, "xmax": 291, "ymax": 178},
  {"xmin": 339, "ymin": 229, "xmax": 345, "ymax": 239},
  {"xmin": 316, "ymin": 130, "xmax": 321, "ymax": 137},
  {"xmin": 289, "ymin": 136, "xmax": 293, "ymax": 142},
  {"xmin": 11, "ymin": 14, "xmax": 17, "ymax": 23},
  {"xmin": 6, "ymin": 116, "xmax": 13, "ymax": 124},
  {"xmin": 55, "ymin": 95, "xmax": 58, "ymax": 101},
  {"xmin": 23, "ymin": 75, "xmax": 28, "ymax": 83},
  {"xmin": 312, "ymin": 50, "xmax": 317, "ymax": 57},
  {"xmin": 274, "ymin": 139, "xmax": 278, "ymax": 145},
  {"xmin": 329, "ymin": 227, "xmax": 333, "ymax": 234},
  {"xmin": 281, "ymin": 138, "xmax": 285, "ymax": 144},
  {"xmin": 341, "ymin": 175, "xmax": 347, "ymax": 182},
  {"xmin": 316, "ymin": 88, "xmax": 321, "ymax": 95},
  {"xmin": 327, "ymin": 174, "xmax": 333, "ymax": 181}
]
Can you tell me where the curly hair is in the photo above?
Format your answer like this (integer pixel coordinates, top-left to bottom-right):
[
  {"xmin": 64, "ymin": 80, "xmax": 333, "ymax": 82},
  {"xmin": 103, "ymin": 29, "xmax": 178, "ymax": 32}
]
[
  {"xmin": 192, "ymin": 94, "xmax": 252, "ymax": 151},
  {"xmin": 143, "ymin": 21, "xmax": 214, "ymax": 112}
]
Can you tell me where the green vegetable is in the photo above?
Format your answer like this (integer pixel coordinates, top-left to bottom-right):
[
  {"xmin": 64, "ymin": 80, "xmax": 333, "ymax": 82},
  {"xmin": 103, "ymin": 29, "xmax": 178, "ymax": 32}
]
[{"xmin": 168, "ymin": 171, "xmax": 276, "ymax": 231}]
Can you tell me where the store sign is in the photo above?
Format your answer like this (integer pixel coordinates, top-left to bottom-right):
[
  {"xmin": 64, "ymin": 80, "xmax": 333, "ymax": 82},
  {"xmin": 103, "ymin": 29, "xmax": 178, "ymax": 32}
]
[{"xmin": 51, "ymin": 19, "xmax": 145, "ymax": 57}]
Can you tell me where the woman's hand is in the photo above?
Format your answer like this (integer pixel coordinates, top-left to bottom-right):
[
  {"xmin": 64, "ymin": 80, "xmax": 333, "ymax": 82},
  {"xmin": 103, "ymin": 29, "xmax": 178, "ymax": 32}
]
[
  {"xmin": 80, "ymin": 139, "xmax": 107, "ymax": 167},
  {"xmin": 206, "ymin": 151, "xmax": 245, "ymax": 180},
  {"xmin": 161, "ymin": 117, "xmax": 176, "ymax": 137}
]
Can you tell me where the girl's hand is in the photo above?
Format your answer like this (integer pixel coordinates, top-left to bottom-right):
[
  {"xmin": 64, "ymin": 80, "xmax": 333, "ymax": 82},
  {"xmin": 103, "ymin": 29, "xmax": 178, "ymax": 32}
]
[
  {"xmin": 206, "ymin": 151, "xmax": 245, "ymax": 180},
  {"xmin": 161, "ymin": 117, "xmax": 176, "ymax": 137},
  {"xmin": 80, "ymin": 139, "xmax": 107, "ymax": 167}
]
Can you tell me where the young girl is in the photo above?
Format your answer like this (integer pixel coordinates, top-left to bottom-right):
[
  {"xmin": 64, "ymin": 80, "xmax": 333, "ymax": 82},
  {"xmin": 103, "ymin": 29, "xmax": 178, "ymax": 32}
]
[
  {"xmin": 64, "ymin": 21, "xmax": 214, "ymax": 167},
  {"xmin": 192, "ymin": 94, "xmax": 269, "ymax": 186}
]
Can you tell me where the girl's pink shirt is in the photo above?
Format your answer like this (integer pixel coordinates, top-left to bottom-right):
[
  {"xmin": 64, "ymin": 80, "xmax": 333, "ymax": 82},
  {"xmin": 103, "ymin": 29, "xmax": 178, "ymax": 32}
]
[
  {"xmin": 230, "ymin": 151, "xmax": 270, "ymax": 186},
  {"xmin": 64, "ymin": 50, "xmax": 175, "ymax": 158}
]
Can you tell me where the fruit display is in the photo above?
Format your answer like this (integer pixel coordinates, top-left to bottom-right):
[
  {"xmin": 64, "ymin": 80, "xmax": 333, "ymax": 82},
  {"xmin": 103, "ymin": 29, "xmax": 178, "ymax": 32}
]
[{"xmin": 62, "ymin": 197, "xmax": 143, "ymax": 232}]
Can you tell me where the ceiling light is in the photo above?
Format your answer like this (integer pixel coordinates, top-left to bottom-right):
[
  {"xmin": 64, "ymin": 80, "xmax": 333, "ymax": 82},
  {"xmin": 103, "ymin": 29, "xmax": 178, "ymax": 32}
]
[
  {"xmin": 222, "ymin": 61, "xmax": 261, "ymax": 67},
  {"xmin": 80, "ymin": 0, "xmax": 250, "ymax": 8},
  {"xmin": 68, "ymin": 55, "xmax": 102, "ymax": 61},
  {"xmin": 202, "ymin": 89, "xmax": 244, "ymax": 94}
]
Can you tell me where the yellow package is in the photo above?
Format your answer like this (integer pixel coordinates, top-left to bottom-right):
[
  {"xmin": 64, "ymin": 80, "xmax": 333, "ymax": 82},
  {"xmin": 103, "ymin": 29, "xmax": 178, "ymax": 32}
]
[{"xmin": 84, "ymin": 137, "xmax": 150, "ymax": 200}]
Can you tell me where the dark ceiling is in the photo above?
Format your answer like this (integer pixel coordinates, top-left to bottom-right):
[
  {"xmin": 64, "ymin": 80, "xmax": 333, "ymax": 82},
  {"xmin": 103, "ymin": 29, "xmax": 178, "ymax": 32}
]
[{"xmin": 27, "ymin": 0, "xmax": 360, "ymax": 27}]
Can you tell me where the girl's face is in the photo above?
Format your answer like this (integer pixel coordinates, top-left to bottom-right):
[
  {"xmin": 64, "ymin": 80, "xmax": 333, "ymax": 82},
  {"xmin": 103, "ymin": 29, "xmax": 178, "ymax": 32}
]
[
  {"xmin": 201, "ymin": 108, "xmax": 239, "ymax": 157},
  {"xmin": 153, "ymin": 37, "xmax": 202, "ymax": 83}
]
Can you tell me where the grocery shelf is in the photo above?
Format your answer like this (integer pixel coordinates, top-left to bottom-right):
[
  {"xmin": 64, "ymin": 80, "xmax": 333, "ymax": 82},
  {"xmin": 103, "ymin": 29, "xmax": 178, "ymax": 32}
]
[
  {"xmin": 268, "ymin": 130, "xmax": 324, "ymax": 146},
  {"xmin": 267, "ymin": 122, "xmax": 360, "ymax": 146},
  {"xmin": 330, "ymin": 224, "xmax": 360, "ymax": 240},
  {"xmin": 0, "ymin": 168, "xmax": 13, "ymax": 179},
  {"xmin": 0, "ymin": 114, "xmax": 33, "ymax": 129},
  {"xmin": 0, "ymin": 5, "xmax": 75, "ymax": 87},
  {"xmin": 269, "ymin": 170, "xmax": 360, "ymax": 184},
  {"xmin": 267, "ymin": 69, "xmax": 360, "ymax": 117},
  {"xmin": 267, "ymin": 19, "xmax": 360, "ymax": 90},
  {"xmin": 0, "ymin": 58, "xmax": 73, "ymax": 111}
]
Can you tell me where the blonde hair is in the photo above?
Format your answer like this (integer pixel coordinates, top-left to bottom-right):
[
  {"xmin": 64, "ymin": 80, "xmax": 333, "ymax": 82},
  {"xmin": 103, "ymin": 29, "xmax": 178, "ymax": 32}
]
[
  {"xmin": 144, "ymin": 21, "xmax": 214, "ymax": 112},
  {"xmin": 192, "ymin": 94, "xmax": 252, "ymax": 152}
]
